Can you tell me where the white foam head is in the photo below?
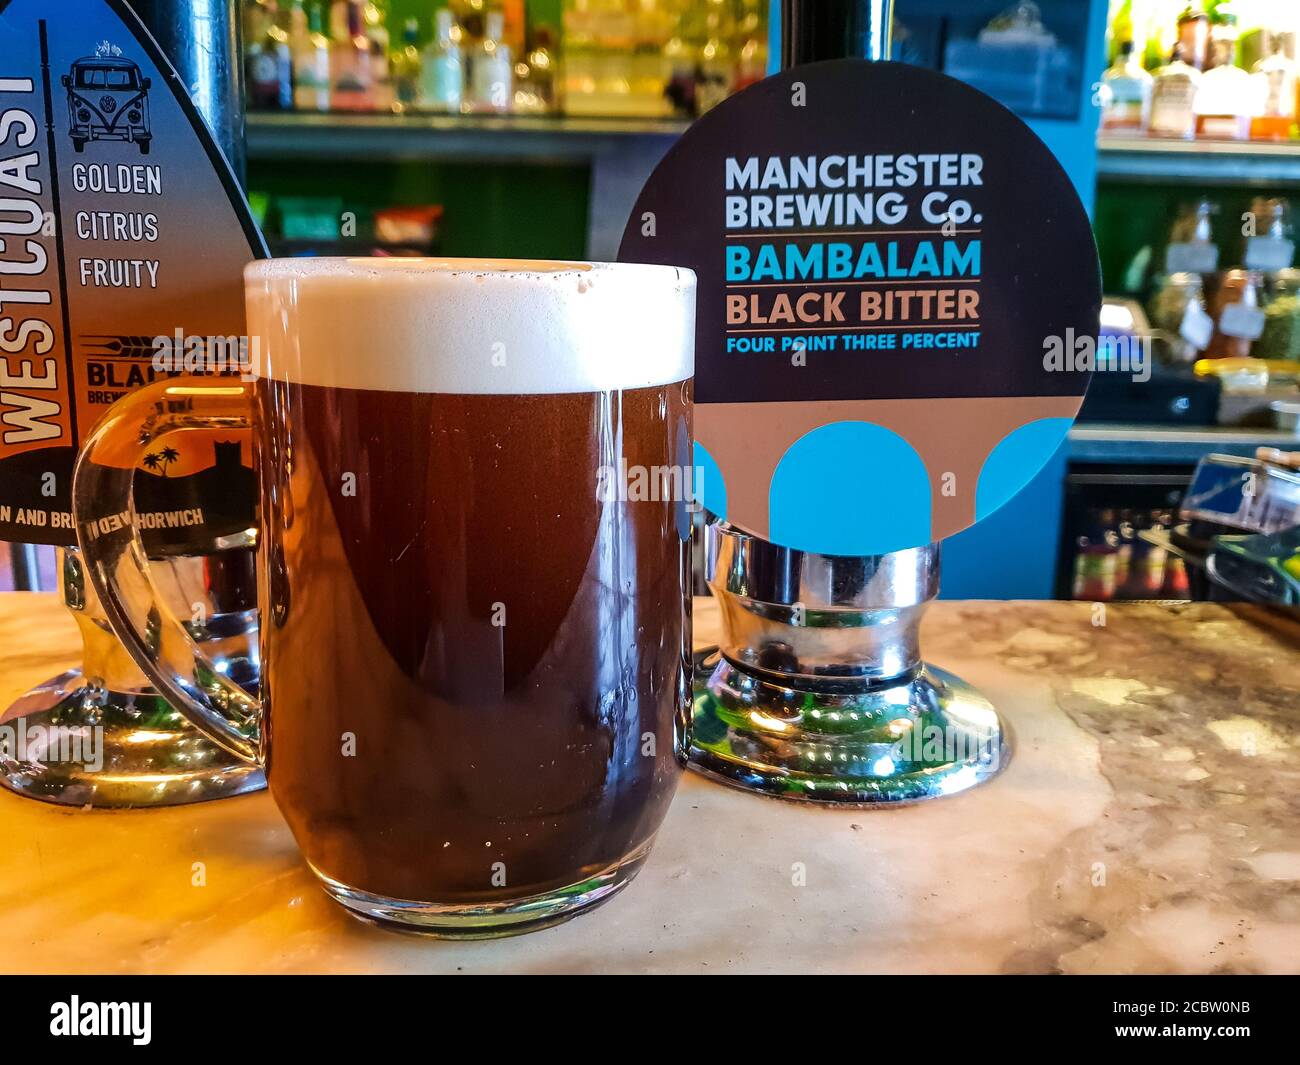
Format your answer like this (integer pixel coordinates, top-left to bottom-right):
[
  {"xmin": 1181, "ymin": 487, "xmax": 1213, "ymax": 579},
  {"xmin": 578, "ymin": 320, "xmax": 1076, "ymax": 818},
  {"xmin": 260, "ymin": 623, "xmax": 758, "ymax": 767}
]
[{"xmin": 244, "ymin": 258, "xmax": 696, "ymax": 394}]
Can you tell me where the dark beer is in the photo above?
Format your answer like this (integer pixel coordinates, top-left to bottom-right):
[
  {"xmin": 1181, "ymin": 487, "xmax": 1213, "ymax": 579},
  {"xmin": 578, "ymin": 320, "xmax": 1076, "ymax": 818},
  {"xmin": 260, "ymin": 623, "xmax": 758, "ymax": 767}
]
[{"xmin": 245, "ymin": 258, "xmax": 695, "ymax": 929}]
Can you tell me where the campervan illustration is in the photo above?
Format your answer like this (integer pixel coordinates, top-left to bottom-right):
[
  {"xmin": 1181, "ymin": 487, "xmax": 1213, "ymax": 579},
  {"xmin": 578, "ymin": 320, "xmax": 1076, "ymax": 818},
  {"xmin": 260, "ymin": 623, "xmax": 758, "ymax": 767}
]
[{"xmin": 61, "ymin": 42, "xmax": 151, "ymax": 154}]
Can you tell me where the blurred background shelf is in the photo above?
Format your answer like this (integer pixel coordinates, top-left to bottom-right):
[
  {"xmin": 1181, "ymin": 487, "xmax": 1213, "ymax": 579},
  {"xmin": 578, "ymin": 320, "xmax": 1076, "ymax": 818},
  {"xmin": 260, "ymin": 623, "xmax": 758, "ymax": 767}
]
[
  {"xmin": 1070, "ymin": 423, "xmax": 1300, "ymax": 463},
  {"xmin": 1098, "ymin": 136, "xmax": 1300, "ymax": 186},
  {"xmin": 253, "ymin": 120, "xmax": 1300, "ymax": 186},
  {"xmin": 246, "ymin": 112, "xmax": 686, "ymax": 262},
  {"xmin": 246, "ymin": 112, "xmax": 687, "ymax": 163}
]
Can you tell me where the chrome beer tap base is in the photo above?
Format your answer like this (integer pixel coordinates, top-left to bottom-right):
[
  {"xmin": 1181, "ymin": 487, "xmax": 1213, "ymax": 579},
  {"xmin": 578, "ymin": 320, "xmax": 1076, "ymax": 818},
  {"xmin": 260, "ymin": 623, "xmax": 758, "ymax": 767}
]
[
  {"xmin": 0, "ymin": 673, "xmax": 265, "ymax": 808},
  {"xmin": 687, "ymin": 522, "xmax": 1010, "ymax": 806},
  {"xmin": 0, "ymin": 548, "xmax": 265, "ymax": 808},
  {"xmin": 689, "ymin": 650, "xmax": 1009, "ymax": 805}
]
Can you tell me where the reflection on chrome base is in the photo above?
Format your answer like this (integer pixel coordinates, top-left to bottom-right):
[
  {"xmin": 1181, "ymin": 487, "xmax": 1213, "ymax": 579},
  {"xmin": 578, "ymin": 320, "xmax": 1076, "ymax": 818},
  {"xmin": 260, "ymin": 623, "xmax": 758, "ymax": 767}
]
[
  {"xmin": 313, "ymin": 839, "xmax": 655, "ymax": 939},
  {"xmin": 0, "ymin": 547, "xmax": 265, "ymax": 808},
  {"xmin": 689, "ymin": 650, "xmax": 1010, "ymax": 805},
  {"xmin": 690, "ymin": 522, "xmax": 1010, "ymax": 806},
  {"xmin": 0, "ymin": 668, "xmax": 265, "ymax": 808}
]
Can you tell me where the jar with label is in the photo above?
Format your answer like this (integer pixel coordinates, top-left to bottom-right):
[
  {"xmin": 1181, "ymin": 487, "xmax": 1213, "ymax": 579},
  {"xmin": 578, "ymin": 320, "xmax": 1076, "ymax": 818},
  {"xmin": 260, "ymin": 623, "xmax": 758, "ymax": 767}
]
[
  {"xmin": 1150, "ymin": 43, "xmax": 1204, "ymax": 139},
  {"xmin": 1162, "ymin": 200, "xmax": 1220, "ymax": 277},
  {"xmin": 1150, "ymin": 272, "xmax": 1211, "ymax": 365},
  {"xmin": 1206, "ymin": 269, "xmax": 1266, "ymax": 359},
  {"xmin": 1243, "ymin": 197, "xmax": 1295, "ymax": 278},
  {"xmin": 1258, "ymin": 268, "xmax": 1300, "ymax": 362}
]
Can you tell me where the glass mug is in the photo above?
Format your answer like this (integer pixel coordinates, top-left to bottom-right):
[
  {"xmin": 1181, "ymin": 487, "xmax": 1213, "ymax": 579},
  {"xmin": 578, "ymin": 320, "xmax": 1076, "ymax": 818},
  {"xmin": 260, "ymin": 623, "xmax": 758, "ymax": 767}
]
[{"xmin": 72, "ymin": 258, "xmax": 696, "ymax": 936}]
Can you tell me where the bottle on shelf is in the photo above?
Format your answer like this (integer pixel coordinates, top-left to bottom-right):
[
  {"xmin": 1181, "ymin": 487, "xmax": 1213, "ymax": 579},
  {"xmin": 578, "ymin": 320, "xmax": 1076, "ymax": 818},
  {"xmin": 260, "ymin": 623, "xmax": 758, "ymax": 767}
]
[
  {"xmin": 363, "ymin": 1, "xmax": 395, "ymax": 111},
  {"xmin": 501, "ymin": 0, "xmax": 527, "ymax": 59},
  {"xmin": 286, "ymin": 0, "xmax": 308, "ymax": 40},
  {"xmin": 329, "ymin": 0, "xmax": 350, "ymax": 41},
  {"xmin": 1243, "ymin": 196, "xmax": 1295, "ymax": 278},
  {"xmin": 290, "ymin": 0, "xmax": 332, "ymax": 113},
  {"xmin": 1206, "ymin": 269, "xmax": 1266, "ymax": 360},
  {"xmin": 246, "ymin": 0, "xmax": 294, "ymax": 111},
  {"xmin": 362, "ymin": 1, "xmax": 390, "ymax": 55},
  {"xmin": 420, "ymin": 7, "xmax": 464, "ymax": 114},
  {"xmin": 734, "ymin": 0, "xmax": 769, "ymax": 94},
  {"xmin": 1174, "ymin": 2, "xmax": 1210, "ymax": 70},
  {"xmin": 1258, "ymin": 267, "xmax": 1300, "ymax": 362},
  {"xmin": 244, "ymin": 0, "xmax": 272, "ymax": 43},
  {"xmin": 513, "ymin": 26, "xmax": 559, "ymax": 115},
  {"xmin": 332, "ymin": 0, "xmax": 376, "ymax": 112},
  {"xmin": 663, "ymin": 20, "xmax": 700, "ymax": 118},
  {"xmin": 467, "ymin": 9, "xmax": 512, "ymax": 114},
  {"xmin": 1149, "ymin": 272, "xmax": 1211, "ymax": 366},
  {"xmin": 1163, "ymin": 198, "xmax": 1221, "ymax": 276},
  {"xmin": 1194, "ymin": 11, "xmax": 1256, "ymax": 139},
  {"xmin": 1100, "ymin": 39, "xmax": 1154, "ymax": 134},
  {"xmin": 1149, "ymin": 43, "xmax": 1203, "ymax": 139},
  {"xmin": 696, "ymin": 4, "xmax": 734, "ymax": 116},
  {"xmin": 1250, "ymin": 31, "xmax": 1298, "ymax": 141},
  {"xmin": 391, "ymin": 18, "xmax": 423, "ymax": 111}
]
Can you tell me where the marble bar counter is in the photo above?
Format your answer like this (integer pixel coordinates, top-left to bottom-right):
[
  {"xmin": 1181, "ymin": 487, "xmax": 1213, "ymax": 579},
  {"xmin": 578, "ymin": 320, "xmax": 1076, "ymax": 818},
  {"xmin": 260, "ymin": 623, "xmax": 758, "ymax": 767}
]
[{"xmin": 1, "ymin": 592, "xmax": 1298, "ymax": 975}]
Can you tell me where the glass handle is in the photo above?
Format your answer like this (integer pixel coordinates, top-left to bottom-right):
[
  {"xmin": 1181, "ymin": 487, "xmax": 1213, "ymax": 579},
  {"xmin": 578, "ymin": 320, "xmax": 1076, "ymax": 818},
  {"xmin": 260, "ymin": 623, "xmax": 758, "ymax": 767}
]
[{"xmin": 71, "ymin": 377, "xmax": 263, "ymax": 766}]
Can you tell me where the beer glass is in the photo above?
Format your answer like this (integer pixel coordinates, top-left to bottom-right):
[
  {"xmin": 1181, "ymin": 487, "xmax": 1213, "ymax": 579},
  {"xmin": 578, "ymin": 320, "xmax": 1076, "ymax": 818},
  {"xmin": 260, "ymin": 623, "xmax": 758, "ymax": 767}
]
[{"xmin": 72, "ymin": 258, "xmax": 696, "ymax": 937}]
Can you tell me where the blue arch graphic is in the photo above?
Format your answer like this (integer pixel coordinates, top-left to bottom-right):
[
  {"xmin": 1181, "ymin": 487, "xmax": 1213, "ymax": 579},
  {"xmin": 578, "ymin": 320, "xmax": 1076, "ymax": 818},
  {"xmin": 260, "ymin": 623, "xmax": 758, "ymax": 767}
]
[
  {"xmin": 975, "ymin": 417, "xmax": 1074, "ymax": 522},
  {"xmin": 769, "ymin": 422, "xmax": 931, "ymax": 556},
  {"xmin": 693, "ymin": 440, "xmax": 727, "ymax": 520}
]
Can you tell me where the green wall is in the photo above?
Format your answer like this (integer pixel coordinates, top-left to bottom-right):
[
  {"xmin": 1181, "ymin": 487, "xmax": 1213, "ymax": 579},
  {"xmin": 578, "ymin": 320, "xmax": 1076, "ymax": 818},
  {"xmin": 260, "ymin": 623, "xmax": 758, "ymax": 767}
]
[{"xmin": 247, "ymin": 158, "xmax": 591, "ymax": 259}]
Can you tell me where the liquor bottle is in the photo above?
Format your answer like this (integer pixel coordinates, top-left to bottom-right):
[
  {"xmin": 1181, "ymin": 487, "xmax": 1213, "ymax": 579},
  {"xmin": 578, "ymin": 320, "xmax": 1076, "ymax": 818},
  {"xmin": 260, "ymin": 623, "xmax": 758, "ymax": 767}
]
[
  {"xmin": 243, "ymin": 0, "xmax": 273, "ymax": 47},
  {"xmin": 391, "ymin": 18, "xmax": 423, "ymax": 111},
  {"xmin": 501, "ymin": 0, "xmax": 527, "ymax": 58},
  {"xmin": 1195, "ymin": 13, "xmax": 1255, "ymax": 139},
  {"xmin": 467, "ymin": 9, "xmax": 512, "ymax": 114},
  {"xmin": 287, "ymin": 0, "xmax": 307, "ymax": 39},
  {"xmin": 1250, "ymin": 33, "xmax": 1298, "ymax": 142},
  {"xmin": 364, "ymin": 1, "xmax": 395, "ymax": 111},
  {"xmin": 514, "ymin": 26, "xmax": 559, "ymax": 115},
  {"xmin": 1243, "ymin": 197, "xmax": 1295, "ymax": 278},
  {"xmin": 362, "ymin": 1, "xmax": 390, "ymax": 54},
  {"xmin": 1100, "ymin": 40, "xmax": 1153, "ymax": 134},
  {"xmin": 664, "ymin": 23, "xmax": 699, "ymax": 118},
  {"xmin": 1149, "ymin": 43, "xmax": 1202, "ymax": 138},
  {"xmin": 734, "ymin": 0, "xmax": 768, "ymax": 93},
  {"xmin": 696, "ymin": 7, "xmax": 734, "ymax": 115},
  {"xmin": 291, "ymin": 0, "xmax": 332, "ymax": 112},
  {"xmin": 1174, "ymin": 2, "xmax": 1210, "ymax": 69},
  {"xmin": 247, "ymin": 0, "xmax": 294, "ymax": 111},
  {"xmin": 1163, "ymin": 198, "xmax": 1220, "ymax": 276},
  {"xmin": 1206, "ymin": 269, "xmax": 1265, "ymax": 359},
  {"xmin": 419, "ymin": 7, "xmax": 463, "ymax": 114},
  {"xmin": 329, "ymin": 0, "xmax": 350, "ymax": 40},
  {"xmin": 332, "ymin": 0, "xmax": 375, "ymax": 111}
]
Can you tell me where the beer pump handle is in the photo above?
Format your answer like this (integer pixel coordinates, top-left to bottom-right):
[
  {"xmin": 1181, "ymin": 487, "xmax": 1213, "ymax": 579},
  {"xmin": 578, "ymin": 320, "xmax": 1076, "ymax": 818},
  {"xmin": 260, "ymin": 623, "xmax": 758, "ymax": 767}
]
[{"xmin": 72, "ymin": 377, "xmax": 263, "ymax": 765}]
